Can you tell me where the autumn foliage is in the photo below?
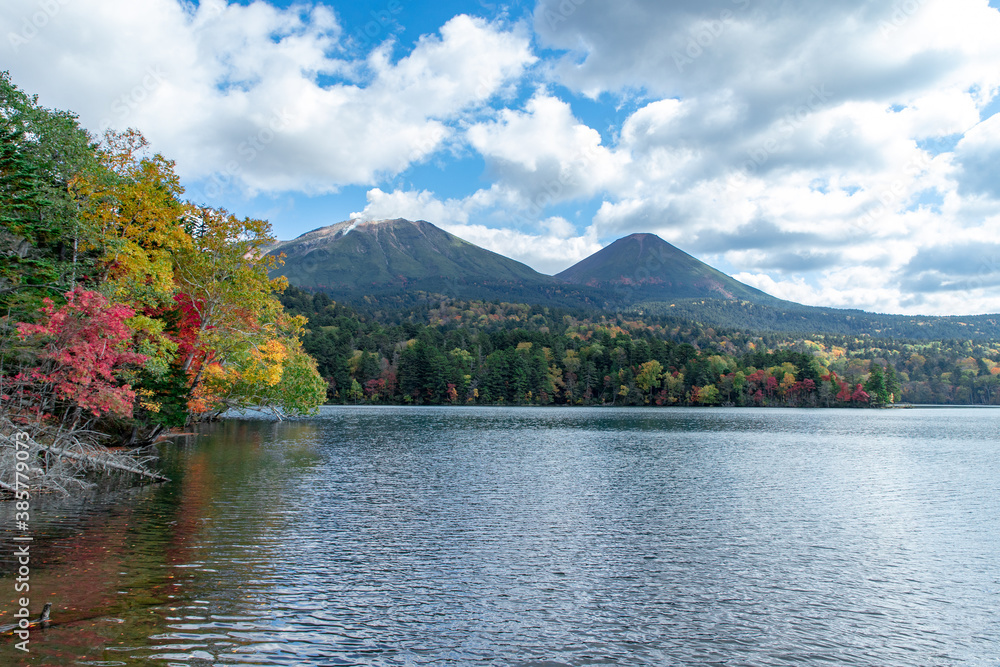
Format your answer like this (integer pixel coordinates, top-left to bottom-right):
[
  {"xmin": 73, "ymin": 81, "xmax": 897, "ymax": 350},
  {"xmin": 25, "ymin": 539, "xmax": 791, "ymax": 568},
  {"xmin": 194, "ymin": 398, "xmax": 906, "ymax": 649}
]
[
  {"xmin": 1, "ymin": 77, "xmax": 325, "ymax": 438},
  {"xmin": 10, "ymin": 288, "xmax": 146, "ymax": 419}
]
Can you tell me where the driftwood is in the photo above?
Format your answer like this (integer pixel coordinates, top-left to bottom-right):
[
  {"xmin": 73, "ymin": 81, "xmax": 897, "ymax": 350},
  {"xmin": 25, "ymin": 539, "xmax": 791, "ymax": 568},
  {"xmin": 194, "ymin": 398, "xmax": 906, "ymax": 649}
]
[
  {"xmin": 39, "ymin": 442, "xmax": 168, "ymax": 482},
  {"xmin": 0, "ymin": 417, "xmax": 169, "ymax": 495},
  {"xmin": 0, "ymin": 603, "xmax": 51, "ymax": 635}
]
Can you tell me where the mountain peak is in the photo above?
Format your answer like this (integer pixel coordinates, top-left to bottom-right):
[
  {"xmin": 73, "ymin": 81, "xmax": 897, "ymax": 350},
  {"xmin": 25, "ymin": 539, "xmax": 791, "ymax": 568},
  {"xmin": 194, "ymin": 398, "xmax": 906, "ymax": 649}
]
[
  {"xmin": 290, "ymin": 217, "xmax": 422, "ymax": 241},
  {"xmin": 357, "ymin": 217, "xmax": 424, "ymax": 228},
  {"xmin": 556, "ymin": 232, "xmax": 778, "ymax": 304},
  {"xmin": 605, "ymin": 233, "xmax": 689, "ymax": 260},
  {"xmin": 268, "ymin": 217, "xmax": 550, "ymax": 293}
]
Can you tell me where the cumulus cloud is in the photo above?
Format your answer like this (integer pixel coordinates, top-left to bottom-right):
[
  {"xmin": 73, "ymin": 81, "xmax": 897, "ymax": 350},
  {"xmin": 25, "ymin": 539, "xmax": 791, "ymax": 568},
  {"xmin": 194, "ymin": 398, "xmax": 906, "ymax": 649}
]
[
  {"xmin": 534, "ymin": 0, "xmax": 1000, "ymax": 103},
  {"xmin": 351, "ymin": 187, "xmax": 483, "ymax": 226},
  {"xmin": 689, "ymin": 220, "xmax": 825, "ymax": 254},
  {"xmin": 954, "ymin": 113, "xmax": 1000, "ymax": 199},
  {"xmin": 1, "ymin": 1, "xmax": 535, "ymax": 194},
  {"xmin": 900, "ymin": 242, "xmax": 1000, "ymax": 292},
  {"xmin": 466, "ymin": 92, "xmax": 627, "ymax": 207},
  {"xmin": 440, "ymin": 221, "xmax": 602, "ymax": 275},
  {"xmin": 532, "ymin": 0, "xmax": 998, "ymax": 206},
  {"xmin": 739, "ymin": 265, "xmax": 1000, "ymax": 316},
  {"xmin": 5, "ymin": 0, "xmax": 1000, "ymax": 315}
]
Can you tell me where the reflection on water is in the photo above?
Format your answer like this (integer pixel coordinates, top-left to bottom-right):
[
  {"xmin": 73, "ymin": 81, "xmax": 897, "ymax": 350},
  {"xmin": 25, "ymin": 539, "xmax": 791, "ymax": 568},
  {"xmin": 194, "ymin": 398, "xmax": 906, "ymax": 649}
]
[{"xmin": 1, "ymin": 408, "xmax": 999, "ymax": 665}]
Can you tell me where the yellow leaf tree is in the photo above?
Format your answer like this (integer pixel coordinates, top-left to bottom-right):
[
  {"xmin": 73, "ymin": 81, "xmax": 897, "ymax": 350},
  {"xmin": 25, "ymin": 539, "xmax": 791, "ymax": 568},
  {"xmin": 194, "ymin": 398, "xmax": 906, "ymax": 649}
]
[
  {"xmin": 174, "ymin": 205, "xmax": 324, "ymax": 419},
  {"xmin": 72, "ymin": 129, "xmax": 190, "ymax": 305}
]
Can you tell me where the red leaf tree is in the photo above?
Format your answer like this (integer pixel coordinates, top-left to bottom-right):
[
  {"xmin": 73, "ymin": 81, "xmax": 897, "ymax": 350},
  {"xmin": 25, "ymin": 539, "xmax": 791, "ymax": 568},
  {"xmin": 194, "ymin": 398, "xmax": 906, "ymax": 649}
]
[{"xmin": 11, "ymin": 288, "xmax": 147, "ymax": 420}]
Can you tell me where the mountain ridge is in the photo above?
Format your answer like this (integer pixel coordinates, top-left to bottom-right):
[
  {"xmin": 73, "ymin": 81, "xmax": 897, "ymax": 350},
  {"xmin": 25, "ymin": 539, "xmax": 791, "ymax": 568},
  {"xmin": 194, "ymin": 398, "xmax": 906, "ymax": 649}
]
[
  {"xmin": 269, "ymin": 218, "xmax": 553, "ymax": 291},
  {"xmin": 266, "ymin": 218, "xmax": 1000, "ymax": 339}
]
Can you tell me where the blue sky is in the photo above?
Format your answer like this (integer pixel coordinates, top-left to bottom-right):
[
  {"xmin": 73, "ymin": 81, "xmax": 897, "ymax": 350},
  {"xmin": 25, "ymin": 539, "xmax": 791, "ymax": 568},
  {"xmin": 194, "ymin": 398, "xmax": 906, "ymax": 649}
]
[{"xmin": 3, "ymin": 0, "xmax": 1000, "ymax": 315}]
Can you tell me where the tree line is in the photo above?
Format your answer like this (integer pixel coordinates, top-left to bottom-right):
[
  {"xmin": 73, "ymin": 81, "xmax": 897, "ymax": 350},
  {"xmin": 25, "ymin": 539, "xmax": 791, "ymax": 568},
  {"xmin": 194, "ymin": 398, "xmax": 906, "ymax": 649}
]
[{"xmin": 280, "ymin": 287, "xmax": 942, "ymax": 407}]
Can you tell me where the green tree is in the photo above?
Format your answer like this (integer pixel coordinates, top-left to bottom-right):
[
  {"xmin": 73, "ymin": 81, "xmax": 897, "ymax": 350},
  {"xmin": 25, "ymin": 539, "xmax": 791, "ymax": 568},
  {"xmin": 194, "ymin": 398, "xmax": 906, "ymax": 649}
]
[
  {"xmin": 1, "ymin": 72, "xmax": 97, "ymax": 317},
  {"xmin": 347, "ymin": 378, "xmax": 364, "ymax": 403},
  {"xmin": 635, "ymin": 359, "xmax": 664, "ymax": 399},
  {"xmin": 695, "ymin": 383, "xmax": 721, "ymax": 405},
  {"xmin": 884, "ymin": 363, "xmax": 901, "ymax": 403},
  {"xmin": 399, "ymin": 339, "xmax": 449, "ymax": 402},
  {"xmin": 865, "ymin": 364, "xmax": 889, "ymax": 405}
]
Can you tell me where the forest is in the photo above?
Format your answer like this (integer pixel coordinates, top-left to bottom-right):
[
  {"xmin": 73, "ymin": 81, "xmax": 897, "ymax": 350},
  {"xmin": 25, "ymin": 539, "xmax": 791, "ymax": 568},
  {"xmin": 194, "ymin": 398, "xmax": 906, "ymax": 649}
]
[
  {"xmin": 628, "ymin": 298, "xmax": 1000, "ymax": 341},
  {"xmin": 280, "ymin": 287, "xmax": 1000, "ymax": 407}
]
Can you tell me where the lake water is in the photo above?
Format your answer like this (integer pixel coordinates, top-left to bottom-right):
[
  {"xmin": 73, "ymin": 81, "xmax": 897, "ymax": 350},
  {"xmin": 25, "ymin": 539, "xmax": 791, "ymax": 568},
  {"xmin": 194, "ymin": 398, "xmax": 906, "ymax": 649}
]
[{"xmin": 2, "ymin": 406, "xmax": 999, "ymax": 666}]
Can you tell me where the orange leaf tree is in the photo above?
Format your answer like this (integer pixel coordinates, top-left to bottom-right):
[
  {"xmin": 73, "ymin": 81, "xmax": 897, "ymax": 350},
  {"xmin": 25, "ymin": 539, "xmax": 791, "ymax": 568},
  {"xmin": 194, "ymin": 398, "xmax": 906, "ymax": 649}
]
[{"xmin": 173, "ymin": 206, "xmax": 324, "ymax": 419}]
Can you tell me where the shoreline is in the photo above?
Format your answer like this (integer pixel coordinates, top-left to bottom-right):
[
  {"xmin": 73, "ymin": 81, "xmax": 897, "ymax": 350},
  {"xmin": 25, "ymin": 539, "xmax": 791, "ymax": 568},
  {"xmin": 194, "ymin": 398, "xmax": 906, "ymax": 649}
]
[{"xmin": 217, "ymin": 403, "xmax": 999, "ymax": 420}]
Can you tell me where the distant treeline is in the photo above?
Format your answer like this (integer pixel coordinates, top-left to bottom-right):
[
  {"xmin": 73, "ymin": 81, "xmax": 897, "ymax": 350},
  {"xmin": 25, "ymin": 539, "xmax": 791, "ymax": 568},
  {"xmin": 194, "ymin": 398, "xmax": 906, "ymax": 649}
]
[
  {"xmin": 630, "ymin": 299, "xmax": 1000, "ymax": 341},
  {"xmin": 281, "ymin": 287, "xmax": 1000, "ymax": 407}
]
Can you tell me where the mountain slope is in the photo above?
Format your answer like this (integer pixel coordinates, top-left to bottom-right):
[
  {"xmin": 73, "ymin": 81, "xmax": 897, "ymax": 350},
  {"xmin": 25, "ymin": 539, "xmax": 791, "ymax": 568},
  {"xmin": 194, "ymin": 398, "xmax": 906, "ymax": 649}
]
[
  {"xmin": 270, "ymin": 218, "xmax": 551, "ymax": 289},
  {"xmin": 556, "ymin": 233, "xmax": 782, "ymax": 305},
  {"xmin": 270, "ymin": 221, "xmax": 1000, "ymax": 339},
  {"xmin": 266, "ymin": 218, "xmax": 611, "ymax": 307}
]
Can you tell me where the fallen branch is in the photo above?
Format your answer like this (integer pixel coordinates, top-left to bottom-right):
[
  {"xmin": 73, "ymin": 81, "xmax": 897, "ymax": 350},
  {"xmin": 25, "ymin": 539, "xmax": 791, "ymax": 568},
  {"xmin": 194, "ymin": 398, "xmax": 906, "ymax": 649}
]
[
  {"xmin": 39, "ymin": 442, "xmax": 168, "ymax": 482},
  {"xmin": 0, "ymin": 417, "xmax": 169, "ymax": 495}
]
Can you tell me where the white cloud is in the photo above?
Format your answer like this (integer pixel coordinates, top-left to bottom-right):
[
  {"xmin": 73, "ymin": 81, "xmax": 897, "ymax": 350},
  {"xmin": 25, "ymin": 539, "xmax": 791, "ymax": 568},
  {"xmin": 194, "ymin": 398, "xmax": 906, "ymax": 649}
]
[
  {"xmin": 534, "ymin": 0, "xmax": 1000, "ymax": 104},
  {"xmin": 1, "ymin": 2, "xmax": 535, "ymax": 194},
  {"xmin": 466, "ymin": 91, "xmax": 627, "ymax": 207},
  {"xmin": 955, "ymin": 113, "xmax": 1000, "ymax": 199},
  {"xmin": 440, "ymin": 222, "xmax": 602, "ymax": 275},
  {"xmin": 351, "ymin": 187, "xmax": 480, "ymax": 226},
  {"xmin": 370, "ymin": 14, "xmax": 535, "ymax": 118},
  {"xmin": 5, "ymin": 0, "xmax": 1000, "ymax": 315},
  {"xmin": 736, "ymin": 265, "xmax": 1000, "ymax": 317},
  {"xmin": 541, "ymin": 216, "xmax": 577, "ymax": 239}
]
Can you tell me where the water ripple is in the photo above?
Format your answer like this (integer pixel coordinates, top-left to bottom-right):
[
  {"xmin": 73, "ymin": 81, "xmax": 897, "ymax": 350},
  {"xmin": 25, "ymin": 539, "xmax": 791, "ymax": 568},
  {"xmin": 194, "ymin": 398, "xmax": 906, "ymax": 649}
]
[{"xmin": 2, "ymin": 407, "xmax": 1000, "ymax": 665}]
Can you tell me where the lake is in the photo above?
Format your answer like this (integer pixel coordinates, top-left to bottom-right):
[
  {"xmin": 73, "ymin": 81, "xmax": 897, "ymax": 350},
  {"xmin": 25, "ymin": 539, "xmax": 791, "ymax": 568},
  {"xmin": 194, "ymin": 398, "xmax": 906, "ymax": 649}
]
[{"xmin": 2, "ymin": 406, "xmax": 999, "ymax": 665}]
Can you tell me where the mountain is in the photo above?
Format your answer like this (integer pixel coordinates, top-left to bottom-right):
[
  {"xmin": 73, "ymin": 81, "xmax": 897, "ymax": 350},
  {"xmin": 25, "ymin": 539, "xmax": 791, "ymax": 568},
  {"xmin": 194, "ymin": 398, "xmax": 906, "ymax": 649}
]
[
  {"xmin": 552, "ymin": 233, "xmax": 1000, "ymax": 338},
  {"xmin": 270, "ymin": 220, "xmax": 1000, "ymax": 339},
  {"xmin": 266, "ymin": 218, "xmax": 600, "ymax": 306},
  {"xmin": 271, "ymin": 223, "xmax": 780, "ymax": 308},
  {"xmin": 564, "ymin": 235, "xmax": 1000, "ymax": 339},
  {"xmin": 269, "ymin": 218, "xmax": 546, "ymax": 287},
  {"xmin": 556, "ymin": 233, "xmax": 783, "ymax": 305}
]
